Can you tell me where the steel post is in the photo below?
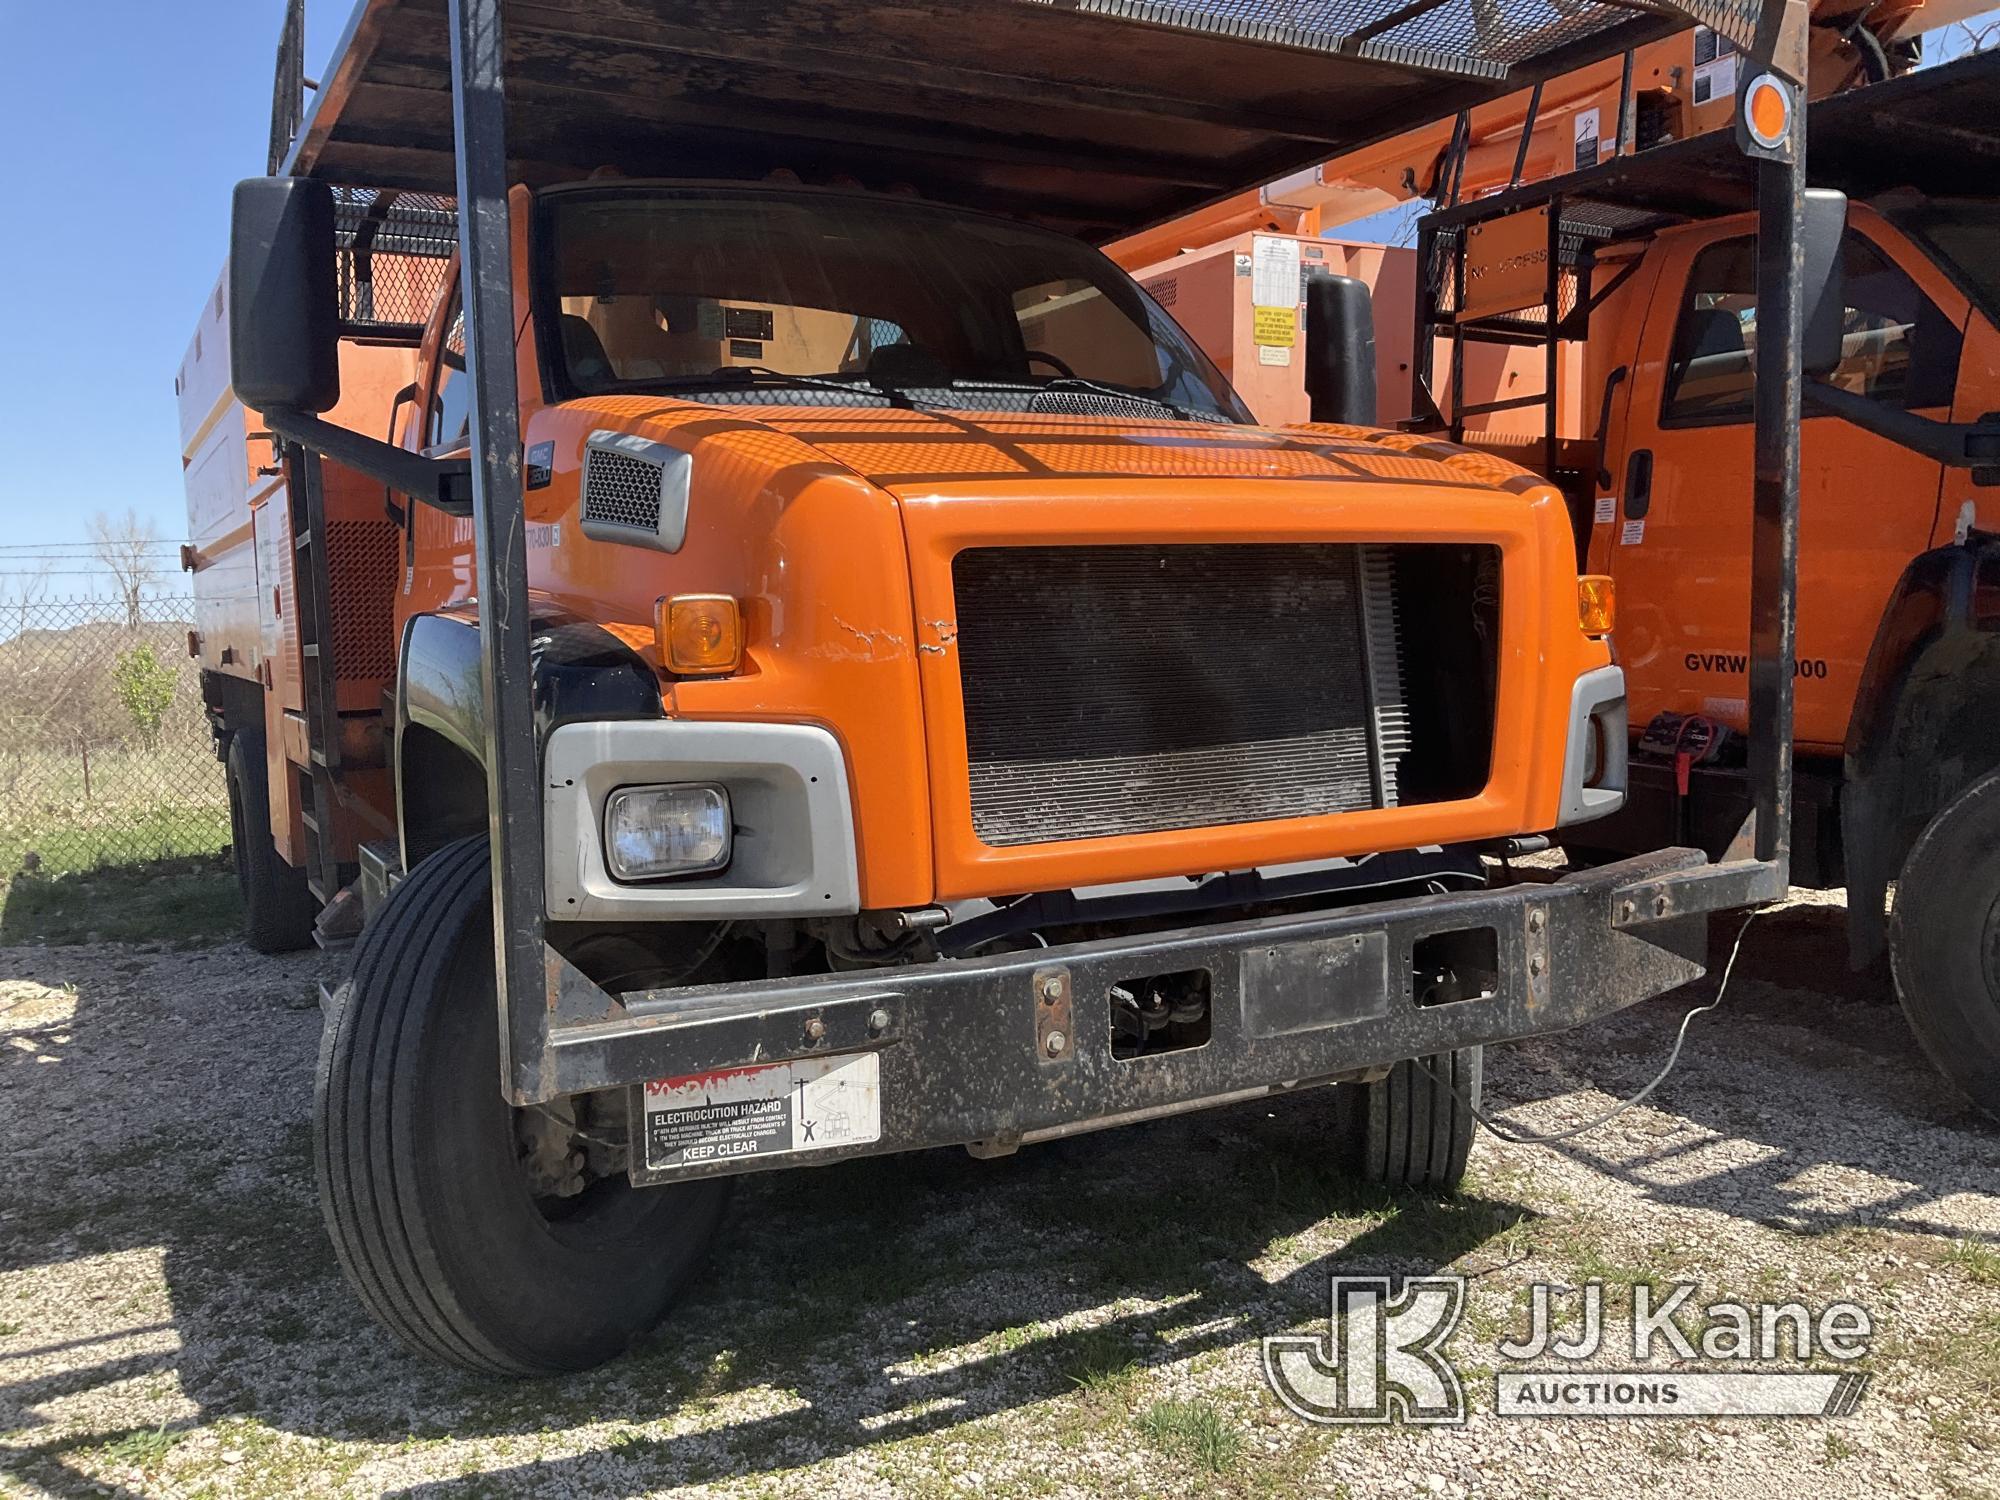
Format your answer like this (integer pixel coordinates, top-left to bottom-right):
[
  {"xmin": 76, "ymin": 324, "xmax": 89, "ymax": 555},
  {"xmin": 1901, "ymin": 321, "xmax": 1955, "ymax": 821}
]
[
  {"xmin": 447, "ymin": 0, "xmax": 550, "ymax": 1102},
  {"xmin": 1746, "ymin": 100, "xmax": 1804, "ymax": 874}
]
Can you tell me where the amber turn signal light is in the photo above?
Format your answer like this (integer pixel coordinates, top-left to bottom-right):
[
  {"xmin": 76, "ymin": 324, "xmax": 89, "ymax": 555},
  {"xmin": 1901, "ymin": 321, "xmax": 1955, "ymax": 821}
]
[
  {"xmin": 658, "ymin": 594, "xmax": 743, "ymax": 675},
  {"xmin": 1577, "ymin": 575, "xmax": 1616, "ymax": 636}
]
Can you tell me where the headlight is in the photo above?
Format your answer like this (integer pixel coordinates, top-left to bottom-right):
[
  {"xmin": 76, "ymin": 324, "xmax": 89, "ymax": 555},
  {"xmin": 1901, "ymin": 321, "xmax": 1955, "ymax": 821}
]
[{"xmin": 604, "ymin": 784, "xmax": 731, "ymax": 880}]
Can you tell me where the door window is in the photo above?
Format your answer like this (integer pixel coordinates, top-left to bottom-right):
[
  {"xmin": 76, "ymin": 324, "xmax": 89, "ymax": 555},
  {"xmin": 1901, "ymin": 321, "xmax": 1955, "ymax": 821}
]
[
  {"xmin": 427, "ymin": 295, "xmax": 470, "ymax": 450},
  {"xmin": 1661, "ymin": 232, "xmax": 1962, "ymax": 424}
]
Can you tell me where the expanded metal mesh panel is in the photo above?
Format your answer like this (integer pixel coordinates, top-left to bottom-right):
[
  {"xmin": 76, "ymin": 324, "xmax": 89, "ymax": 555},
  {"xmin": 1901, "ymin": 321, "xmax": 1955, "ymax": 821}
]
[
  {"xmin": 1423, "ymin": 221, "xmax": 1583, "ymax": 326},
  {"xmin": 1369, "ymin": 0, "xmax": 1619, "ymax": 70},
  {"xmin": 325, "ymin": 519, "xmax": 400, "ymax": 682},
  {"xmin": 1064, "ymin": 0, "xmax": 1752, "ymax": 77},
  {"xmin": 1563, "ymin": 198, "xmax": 1677, "ymax": 241},
  {"xmin": 1027, "ymin": 390, "xmax": 1178, "ymax": 420},
  {"xmin": 953, "ymin": 544, "xmax": 1405, "ymax": 845},
  {"xmin": 581, "ymin": 448, "xmax": 665, "ymax": 533},
  {"xmin": 1424, "ymin": 194, "xmax": 1681, "ymax": 333},
  {"xmin": 332, "ymin": 187, "xmax": 456, "ymax": 340}
]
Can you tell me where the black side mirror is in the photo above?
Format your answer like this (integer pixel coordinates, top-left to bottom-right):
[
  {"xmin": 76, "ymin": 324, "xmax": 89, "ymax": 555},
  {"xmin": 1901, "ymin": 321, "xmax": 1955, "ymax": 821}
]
[
  {"xmin": 230, "ymin": 177, "xmax": 339, "ymax": 413},
  {"xmin": 1304, "ymin": 274, "xmax": 1377, "ymax": 426},
  {"xmin": 1801, "ymin": 189, "xmax": 1847, "ymax": 381}
]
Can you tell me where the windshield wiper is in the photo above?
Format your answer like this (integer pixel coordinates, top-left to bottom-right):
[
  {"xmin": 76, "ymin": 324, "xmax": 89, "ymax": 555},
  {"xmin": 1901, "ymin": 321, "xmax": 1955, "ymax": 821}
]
[
  {"xmin": 647, "ymin": 367, "xmax": 920, "ymax": 409},
  {"xmin": 950, "ymin": 375, "xmax": 1195, "ymax": 421}
]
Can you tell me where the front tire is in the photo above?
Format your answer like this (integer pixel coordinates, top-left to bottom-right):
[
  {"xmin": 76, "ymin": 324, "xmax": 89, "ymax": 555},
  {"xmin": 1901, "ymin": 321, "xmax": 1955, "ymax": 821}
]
[
  {"xmin": 315, "ymin": 836, "xmax": 730, "ymax": 1374},
  {"xmin": 1889, "ymin": 771, "xmax": 2000, "ymax": 1122},
  {"xmin": 225, "ymin": 729, "xmax": 316, "ymax": 954},
  {"xmin": 1332, "ymin": 1048, "xmax": 1481, "ymax": 1191}
]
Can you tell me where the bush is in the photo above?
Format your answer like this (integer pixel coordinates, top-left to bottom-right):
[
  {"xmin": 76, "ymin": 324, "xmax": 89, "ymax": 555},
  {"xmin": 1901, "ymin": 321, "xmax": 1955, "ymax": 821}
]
[{"xmin": 111, "ymin": 644, "xmax": 177, "ymax": 751}]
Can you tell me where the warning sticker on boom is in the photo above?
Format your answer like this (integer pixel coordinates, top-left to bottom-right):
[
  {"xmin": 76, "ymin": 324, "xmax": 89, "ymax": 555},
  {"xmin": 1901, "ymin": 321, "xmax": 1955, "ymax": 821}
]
[{"xmin": 642, "ymin": 1053, "xmax": 881, "ymax": 1171}]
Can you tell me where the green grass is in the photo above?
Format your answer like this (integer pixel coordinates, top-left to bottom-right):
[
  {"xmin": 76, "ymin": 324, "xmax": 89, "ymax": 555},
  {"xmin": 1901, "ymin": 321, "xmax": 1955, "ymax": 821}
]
[
  {"xmin": 1134, "ymin": 1399, "xmax": 1243, "ymax": 1474},
  {"xmin": 1944, "ymin": 1239, "xmax": 2000, "ymax": 1287},
  {"xmin": 1063, "ymin": 1327, "xmax": 1142, "ymax": 1399},
  {"xmin": 0, "ymin": 851, "xmax": 241, "ymax": 945},
  {"xmin": 0, "ymin": 804, "xmax": 229, "ymax": 881},
  {"xmin": 96, "ymin": 1422, "xmax": 184, "ymax": 1471}
]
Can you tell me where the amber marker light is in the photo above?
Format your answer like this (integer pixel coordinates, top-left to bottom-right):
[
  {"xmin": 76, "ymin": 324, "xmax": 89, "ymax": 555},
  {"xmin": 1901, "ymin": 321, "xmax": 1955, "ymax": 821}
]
[
  {"xmin": 658, "ymin": 594, "xmax": 743, "ymax": 675},
  {"xmin": 1577, "ymin": 575, "xmax": 1616, "ymax": 636},
  {"xmin": 1744, "ymin": 73, "xmax": 1792, "ymax": 151}
]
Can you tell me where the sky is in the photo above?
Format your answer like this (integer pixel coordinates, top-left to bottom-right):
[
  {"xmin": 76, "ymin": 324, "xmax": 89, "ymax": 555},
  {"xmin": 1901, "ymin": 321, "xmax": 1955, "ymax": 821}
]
[
  {"xmin": 0, "ymin": 0, "xmax": 349, "ymax": 597},
  {"xmin": 0, "ymin": 2, "xmax": 1990, "ymax": 598}
]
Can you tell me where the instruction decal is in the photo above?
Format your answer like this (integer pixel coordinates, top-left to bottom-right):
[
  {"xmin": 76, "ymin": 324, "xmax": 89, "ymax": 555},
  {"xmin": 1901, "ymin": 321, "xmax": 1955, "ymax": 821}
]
[
  {"xmin": 1258, "ymin": 344, "xmax": 1294, "ymax": 366},
  {"xmin": 1594, "ymin": 494, "xmax": 1617, "ymax": 525},
  {"xmin": 1573, "ymin": 108, "xmax": 1601, "ymax": 171},
  {"xmin": 1620, "ymin": 518, "xmax": 1645, "ymax": 546},
  {"xmin": 642, "ymin": 1052, "xmax": 881, "ymax": 1171},
  {"xmin": 1251, "ymin": 236, "xmax": 1302, "ymax": 312},
  {"xmin": 1693, "ymin": 27, "xmax": 1739, "ymax": 106}
]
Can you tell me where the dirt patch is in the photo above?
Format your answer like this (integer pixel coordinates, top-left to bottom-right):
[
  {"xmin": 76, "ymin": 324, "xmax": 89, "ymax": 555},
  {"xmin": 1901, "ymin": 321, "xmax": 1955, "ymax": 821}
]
[{"xmin": 2, "ymin": 895, "xmax": 1996, "ymax": 1499}]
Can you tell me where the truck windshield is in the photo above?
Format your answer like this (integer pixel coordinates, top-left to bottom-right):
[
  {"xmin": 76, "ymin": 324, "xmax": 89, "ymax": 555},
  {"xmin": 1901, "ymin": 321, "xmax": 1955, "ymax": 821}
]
[
  {"xmin": 1884, "ymin": 197, "xmax": 2000, "ymax": 321},
  {"xmin": 536, "ymin": 185, "xmax": 1251, "ymax": 423}
]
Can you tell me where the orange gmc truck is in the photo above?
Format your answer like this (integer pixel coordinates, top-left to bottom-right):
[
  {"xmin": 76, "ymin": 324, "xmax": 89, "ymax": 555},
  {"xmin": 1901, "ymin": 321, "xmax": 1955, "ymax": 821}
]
[{"xmin": 181, "ymin": 0, "xmax": 1825, "ymax": 1374}]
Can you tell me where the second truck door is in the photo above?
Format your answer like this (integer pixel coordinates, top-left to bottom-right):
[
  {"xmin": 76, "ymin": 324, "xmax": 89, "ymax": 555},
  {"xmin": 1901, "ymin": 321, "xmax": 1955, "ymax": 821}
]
[{"xmin": 1590, "ymin": 211, "xmax": 1960, "ymax": 753}]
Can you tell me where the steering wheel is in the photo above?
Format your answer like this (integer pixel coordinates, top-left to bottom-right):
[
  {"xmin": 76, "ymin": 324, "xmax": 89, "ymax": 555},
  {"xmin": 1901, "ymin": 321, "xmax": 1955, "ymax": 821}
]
[{"xmin": 1024, "ymin": 351, "xmax": 1077, "ymax": 378}]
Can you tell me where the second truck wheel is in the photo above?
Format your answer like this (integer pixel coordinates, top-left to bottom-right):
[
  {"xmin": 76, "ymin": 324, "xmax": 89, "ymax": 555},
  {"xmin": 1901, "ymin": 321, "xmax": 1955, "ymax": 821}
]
[{"xmin": 1889, "ymin": 770, "xmax": 2000, "ymax": 1123}]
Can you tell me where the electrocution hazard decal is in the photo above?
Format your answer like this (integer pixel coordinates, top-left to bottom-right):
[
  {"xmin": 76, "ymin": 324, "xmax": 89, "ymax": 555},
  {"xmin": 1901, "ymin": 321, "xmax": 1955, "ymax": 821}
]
[{"xmin": 642, "ymin": 1052, "xmax": 881, "ymax": 1170}]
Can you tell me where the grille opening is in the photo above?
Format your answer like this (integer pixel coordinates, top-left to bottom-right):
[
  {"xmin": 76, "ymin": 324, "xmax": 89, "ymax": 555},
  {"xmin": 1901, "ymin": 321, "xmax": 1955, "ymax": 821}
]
[
  {"xmin": 1389, "ymin": 545, "xmax": 1500, "ymax": 805},
  {"xmin": 1412, "ymin": 927, "xmax": 1500, "ymax": 1008},
  {"xmin": 951, "ymin": 542, "xmax": 1499, "ymax": 846},
  {"xmin": 1110, "ymin": 968, "xmax": 1211, "ymax": 1060}
]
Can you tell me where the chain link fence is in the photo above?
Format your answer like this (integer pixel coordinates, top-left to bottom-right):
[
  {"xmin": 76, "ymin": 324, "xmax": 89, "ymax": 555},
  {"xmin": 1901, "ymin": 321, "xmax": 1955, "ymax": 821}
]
[{"xmin": 0, "ymin": 595, "xmax": 229, "ymax": 874}]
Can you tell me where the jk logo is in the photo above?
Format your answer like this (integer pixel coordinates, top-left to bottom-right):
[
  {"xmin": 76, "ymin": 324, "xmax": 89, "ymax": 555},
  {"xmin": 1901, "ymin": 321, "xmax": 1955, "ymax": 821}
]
[{"xmin": 1263, "ymin": 1276, "xmax": 1467, "ymax": 1425}]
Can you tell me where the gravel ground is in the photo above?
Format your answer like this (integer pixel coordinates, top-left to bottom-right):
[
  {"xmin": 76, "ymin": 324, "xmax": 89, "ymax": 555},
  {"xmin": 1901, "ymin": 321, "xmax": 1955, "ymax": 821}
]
[{"xmin": 2, "ymin": 892, "xmax": 1997, "ymax": 1499}]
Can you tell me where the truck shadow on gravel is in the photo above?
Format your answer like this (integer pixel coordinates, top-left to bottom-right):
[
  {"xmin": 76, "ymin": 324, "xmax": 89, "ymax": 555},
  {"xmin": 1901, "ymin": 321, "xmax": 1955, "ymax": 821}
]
[
  {"xmin": 0, "ymin": 937, "xmax": 1532, "ymax": 1494},
  {"xmin": 1483, "ymin": 901, "xmax": 1998, "ymax": 1245},
  {"xmin": 2, "ymin": 911, "xmax": 1994, "ymax": 1496}
]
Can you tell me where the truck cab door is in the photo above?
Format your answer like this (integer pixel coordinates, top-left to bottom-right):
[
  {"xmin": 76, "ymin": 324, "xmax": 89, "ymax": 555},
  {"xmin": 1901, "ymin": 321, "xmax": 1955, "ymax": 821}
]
[
  {"xmin": 397, "ymin": 285, "xmax": 473, "ymax": 612},
  {"xmin": 1588, "ymin": 213, "xmax": 1962, "ymax": 753}
]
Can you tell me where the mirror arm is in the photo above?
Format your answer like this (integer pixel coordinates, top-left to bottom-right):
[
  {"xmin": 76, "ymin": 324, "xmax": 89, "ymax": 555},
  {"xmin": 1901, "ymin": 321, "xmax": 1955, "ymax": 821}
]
[
  {"xmin": 263, "ymin": 406, "xmax": 474, "ymax": 515},
  {"xmin": 1805, "ymin": 380, "xmax": 2000, "ymax": 468}
]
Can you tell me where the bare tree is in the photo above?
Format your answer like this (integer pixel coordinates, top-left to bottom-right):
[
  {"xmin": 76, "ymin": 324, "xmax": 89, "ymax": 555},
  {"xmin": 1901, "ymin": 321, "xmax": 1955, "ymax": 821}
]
[
  {"xmin": 5, "ymin": 560, "xmax": 52, "ymax": 638},
  {"xmin": 1950, "ymin": 16, "xmax": 2000, "ymax": 56},
  {"xmin": 88, "ymin": 509, "xmax": 162, "ymax": 630}
]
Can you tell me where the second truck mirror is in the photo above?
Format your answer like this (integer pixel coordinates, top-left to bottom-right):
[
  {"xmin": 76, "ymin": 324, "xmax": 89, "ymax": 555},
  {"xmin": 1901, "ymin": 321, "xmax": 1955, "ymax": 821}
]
[
  {"xmin": 1305, "ymin": 274, "xmax": 1377, "ymax": 427},
  {"xmin": 1802, "ymin": 189, "xmax": 1848, "ymax": 381},
  {"xmin": 229, "ymin": 177, "xmax": 340, "ymax": 414}
]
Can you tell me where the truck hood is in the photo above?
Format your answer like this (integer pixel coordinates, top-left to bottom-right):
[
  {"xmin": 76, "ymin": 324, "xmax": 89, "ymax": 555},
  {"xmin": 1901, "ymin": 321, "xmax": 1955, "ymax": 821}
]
[{"xmin": 698, "ymin": 403, "xmax": 1543, "ymax": 497}]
